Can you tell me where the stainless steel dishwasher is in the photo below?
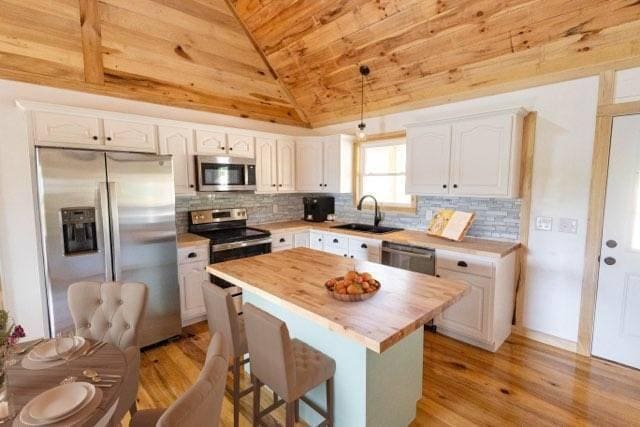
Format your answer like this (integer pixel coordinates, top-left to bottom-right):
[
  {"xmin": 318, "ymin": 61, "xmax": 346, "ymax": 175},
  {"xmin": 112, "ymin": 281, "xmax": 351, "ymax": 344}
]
[{"xmin": 381, "ymin": 241, "xmax": 436, "ymax": 275}]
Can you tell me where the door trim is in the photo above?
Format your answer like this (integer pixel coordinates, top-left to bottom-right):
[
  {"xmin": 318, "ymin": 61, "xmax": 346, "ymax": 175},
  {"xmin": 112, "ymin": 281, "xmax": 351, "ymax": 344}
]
[{"xmin": 578, "ymin": 70, "xmax": 640, "ymax": 356}]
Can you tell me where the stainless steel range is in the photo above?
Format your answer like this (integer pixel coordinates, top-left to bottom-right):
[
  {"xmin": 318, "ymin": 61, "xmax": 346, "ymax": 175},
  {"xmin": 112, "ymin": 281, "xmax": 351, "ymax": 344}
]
[{"xmin": 188, "ymin": 208, "xmax": 271, "ymax": 313}]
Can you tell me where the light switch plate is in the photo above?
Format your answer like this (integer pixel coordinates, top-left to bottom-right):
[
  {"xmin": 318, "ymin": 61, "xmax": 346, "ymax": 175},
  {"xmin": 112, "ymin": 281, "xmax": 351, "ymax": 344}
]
[
  {"xmin": 535, "ymin": 216, "xmax": 553, "ymax": 231},
  {"xmin": 558, "ymin": 217, "xmax": 578, "ymax": 234}
]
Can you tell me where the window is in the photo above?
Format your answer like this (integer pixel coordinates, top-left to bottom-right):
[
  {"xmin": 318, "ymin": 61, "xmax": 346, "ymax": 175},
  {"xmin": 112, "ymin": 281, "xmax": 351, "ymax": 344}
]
[{"xmin": 357, "ymin": 138, "xmax": 414, "ymax": 210}]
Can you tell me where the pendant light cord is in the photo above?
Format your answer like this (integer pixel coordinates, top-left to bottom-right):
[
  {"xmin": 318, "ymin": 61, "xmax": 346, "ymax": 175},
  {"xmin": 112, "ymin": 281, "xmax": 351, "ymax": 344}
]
[{"xmin": 360, "ymin": 73, "xmax": 364, "ymax": 125}]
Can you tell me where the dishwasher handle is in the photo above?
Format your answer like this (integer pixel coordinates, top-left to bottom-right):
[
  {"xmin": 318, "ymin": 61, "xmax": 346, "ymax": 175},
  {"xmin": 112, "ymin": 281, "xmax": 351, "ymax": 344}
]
[{"xmin": 381, "ymin": 246, "xmax": 434, "ymax": 259}]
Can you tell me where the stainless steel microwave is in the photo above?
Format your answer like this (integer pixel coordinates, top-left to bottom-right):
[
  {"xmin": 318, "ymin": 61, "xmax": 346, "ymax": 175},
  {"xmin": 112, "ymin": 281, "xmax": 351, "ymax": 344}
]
[{"xmin": 196, "ymin": 156, "xmax": 256, "ymax": 192}]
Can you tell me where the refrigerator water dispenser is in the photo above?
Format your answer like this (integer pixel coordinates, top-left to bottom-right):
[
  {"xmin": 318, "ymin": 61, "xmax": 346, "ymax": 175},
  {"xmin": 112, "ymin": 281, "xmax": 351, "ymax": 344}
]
[{"xmin": 61, "ymin": 207, "xmax": 98, "ymax": 255}]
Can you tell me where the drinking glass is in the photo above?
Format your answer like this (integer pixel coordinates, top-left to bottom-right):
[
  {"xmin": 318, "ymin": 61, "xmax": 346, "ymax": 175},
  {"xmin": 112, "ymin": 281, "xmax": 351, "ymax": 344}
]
[{"xmin": 55, "ymin": 329, "xmax": 76, "ymax": 384}]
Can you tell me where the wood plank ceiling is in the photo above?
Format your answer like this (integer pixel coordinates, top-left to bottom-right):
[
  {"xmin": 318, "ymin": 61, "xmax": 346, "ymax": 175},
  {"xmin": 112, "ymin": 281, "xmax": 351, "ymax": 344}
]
[
  {"xmin": 231, "ymin": 0, "xmax": 640, "ymax": 127},
  {"xmin": 0, "ymin": 1, "xmax": 640, "ymax": 127},
  {"xmin": 0, "ymin": 0, "xmax": 307, "ymax": 125}
]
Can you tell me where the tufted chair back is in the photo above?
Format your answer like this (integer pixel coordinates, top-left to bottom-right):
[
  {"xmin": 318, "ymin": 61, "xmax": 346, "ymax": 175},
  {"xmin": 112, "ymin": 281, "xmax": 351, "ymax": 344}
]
[
  {"xmin": 202, "ymin": 283, "xmax": 244, "ymax": 358},
  {"xmin": 67, "ymin": 281, "xmax": 147, "ymax": 349}
]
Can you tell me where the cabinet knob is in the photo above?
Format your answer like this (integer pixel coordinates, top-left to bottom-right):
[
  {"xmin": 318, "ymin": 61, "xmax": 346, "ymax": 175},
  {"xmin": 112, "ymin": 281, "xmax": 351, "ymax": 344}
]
[
  {"xmin": 187, "ymin": 252, "xmax": 197, "ymax": 258},
  {"xmin": 271, "ymin": 184, "xmax": 276, "ymax": 187},
  {"xmin": 92, "ymin": 136, "xmax": 98, "ymax": 140},
  {"xmin": 442, "ymin": 184, "xmax": 447, "ymax": 189},
  {"xmin": 604, "ymin": 257, "xmax": 616, "ymax": 266},
  {"xmin": 323, "ymin": 184, "xmax": 327, "ymax": 187},
  {"xmin": 319, "ymin": 183, "xmax": 323, "ymax": 187},
  {"xmin": 453, "ymin": 184, "xmax": 458, "ymax": 188},
  {"xmin": 333, "ymin": 238, "xmax": 339, "ymax": 243},
  {"xmin": 279, "ymin": 238, "xmax": 285, "ymax": 243},
  {"xmin": 457, "ymin": 261, "xmax": 468, "ymax": 267},
  {"xmin": 318, "ymin": 238, "xmax": 322, "ymax": 242},
  {"xmin": 361, "ymin": 243, "xmax": 367, "ymax": 249},
  {"xmin": 343, "ymin": 254, "xmax": 347, "ymax": 257},
  {"xmin": 229, "ymin": 147, "xmax": 233, "ymax": 151},
  {"xmin": 106, "ymin": 136, "xmax": 112, "ymax": 141},
  {"xmin": 350, "ymin": 255, "xmax": 354, "ymax": 259},
  {"xmin": 436, "ymin": 274, "xmax": 441, "ymax": 278},
  {"xmin": 189, "ymin": 184, "xmax": 194, "ymax": 188},
  {"xmin": 278, "ymin": 184, "xmax": 283, "ymax": 187}
]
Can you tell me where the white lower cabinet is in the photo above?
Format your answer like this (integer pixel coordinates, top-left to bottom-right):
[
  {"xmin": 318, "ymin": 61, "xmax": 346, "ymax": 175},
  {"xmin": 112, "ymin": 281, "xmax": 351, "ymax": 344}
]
[
  {"xmin": 178, "ymin": 245, "xmax": 209, "ymax": 325},
  {"xmin": 271, "ymin": 232, "xmax": 294, "ymax": 252},
  {"xmin": 434, "ymin": 249, "xmax": 516, "ymax": 352},
  {"xmin": 294, "ymin": 231, "xmax": 310, "ymax": 248},
  {"xmin": 322, "ymin": 232, "xmax": 349, "ymax": 257},
  {"xmin": 310, "ymin": 231, "xmax": 324, "ymax": 250},
  {"xmin": 307, "ymin": 230, "xmax": 381, "ymax": 263},
  {"xmin": 347, "ymin": 237, "xmax": 381, "ymax": 263}
]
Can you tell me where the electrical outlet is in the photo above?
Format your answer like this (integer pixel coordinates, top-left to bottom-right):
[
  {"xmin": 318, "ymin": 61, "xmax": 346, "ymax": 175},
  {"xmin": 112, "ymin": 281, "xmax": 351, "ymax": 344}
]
[
  {"xmin": 535, "ymin": 216, "xmax": 553, "ymax": 231},
  {"xmin": 558, "ymin": 217, "xmax": 578, "ymax": 234},
  {"xmin": 272, "ymin": 204, "xmax": 278, "ymax": 214}
]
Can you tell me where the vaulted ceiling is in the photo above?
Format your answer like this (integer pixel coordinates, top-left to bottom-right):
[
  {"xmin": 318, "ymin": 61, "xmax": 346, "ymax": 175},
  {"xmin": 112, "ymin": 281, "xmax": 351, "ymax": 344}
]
[{"xmin": 1, "ymin": 0, "xmax": 640, "ymax": 128}]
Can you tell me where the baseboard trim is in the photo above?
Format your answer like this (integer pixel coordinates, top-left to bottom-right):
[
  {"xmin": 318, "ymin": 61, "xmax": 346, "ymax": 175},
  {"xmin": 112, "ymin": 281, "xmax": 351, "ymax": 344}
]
[{"xmin": 511, "ymin": 326, "xmax": 579, "ymax": 353}]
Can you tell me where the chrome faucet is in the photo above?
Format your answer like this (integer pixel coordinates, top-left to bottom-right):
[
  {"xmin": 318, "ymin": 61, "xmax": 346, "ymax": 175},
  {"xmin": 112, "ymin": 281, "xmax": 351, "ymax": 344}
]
[{"xmin": 357, "ymin": 194, "xmax": 382, "ymax": 228}]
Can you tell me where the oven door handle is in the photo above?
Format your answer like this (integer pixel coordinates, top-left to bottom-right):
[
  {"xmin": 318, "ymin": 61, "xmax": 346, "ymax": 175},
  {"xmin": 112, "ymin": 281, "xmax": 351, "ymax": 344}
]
[
  {"xmin": 381, "ymin": 246, "xmax": 434, "ymax": 259},
  {"xmin": 212, "ymin": 238, "xmax": 272, "ymax": 252}
]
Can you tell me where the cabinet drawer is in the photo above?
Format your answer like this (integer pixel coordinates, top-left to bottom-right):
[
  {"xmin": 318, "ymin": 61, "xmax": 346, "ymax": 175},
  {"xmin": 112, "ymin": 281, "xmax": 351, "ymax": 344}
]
[
  {"xmin": 436, "ymin": 250, "xmax": 494, "ymax": 278},
  {"xmin": 178, "ymin": 246, "xmax": 209, "ymax": 264},
  {"xmin": 348, "ymin": 237, "xmax": 381, "ymax": 261},
  {"xmin": 272, "ymin": 232, "xmax": 294, "ymax": 251},
  {"xmin": 323, "ymin": 232, "xmax": 349, "ymax": 256}
]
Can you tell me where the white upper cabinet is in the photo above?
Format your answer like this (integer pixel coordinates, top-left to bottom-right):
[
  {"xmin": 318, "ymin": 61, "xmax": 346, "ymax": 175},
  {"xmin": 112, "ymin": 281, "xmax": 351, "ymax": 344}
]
[
  {"xmin": 34, "ymin": 112, "xmax": 102, "ymax": 146},
  {"xmin": 228, "ymin": 134, "xmax": 255, "ymax": 158},
  {"xmin": 255, "ymin": 137, "xmax": 277, "ymax": 192},
  {"xmin": 277, "ymin": 138, "xmax": 296, "ymax": 192},
  {"xmin": 158, "ymin": 126, "xmax": 195, "ymax": 195},
  {"xmin": 406, "ymin": 124, "xmax": 451, "ymax": 195},
  {"xmin": 296, "ymin": 137, "xmax": 324, "ymax": 192},
  {"xmin": 195, "ymin": 130, "xmax": 226, "ymax": 155},
  {"xmin": 296, "ymin": 134, "xmax": 353, "ymax": 193},
  {"xmin": 405, "ymin": 109, "xmax": 524, "ymax": 198},
  {"xmin": 103, "ymin": 119, "xmax": 156, "ymax": 152}
]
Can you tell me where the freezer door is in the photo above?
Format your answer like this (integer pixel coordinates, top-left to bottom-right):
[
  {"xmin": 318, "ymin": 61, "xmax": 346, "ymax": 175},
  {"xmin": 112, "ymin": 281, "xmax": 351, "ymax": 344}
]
[
  {"xmin": 105, "ymin": 152, "xmax": 181, "ymax": 347},
  {"xmin": 36, "ymin": 148, "xmax": 110, "ymax": 337}
]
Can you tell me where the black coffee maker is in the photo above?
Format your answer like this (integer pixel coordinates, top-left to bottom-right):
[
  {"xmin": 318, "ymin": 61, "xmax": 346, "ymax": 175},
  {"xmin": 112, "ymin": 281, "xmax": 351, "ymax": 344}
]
[{"xmin": 303, "ymin": 196, "xmax": 334, "ymax": 222}]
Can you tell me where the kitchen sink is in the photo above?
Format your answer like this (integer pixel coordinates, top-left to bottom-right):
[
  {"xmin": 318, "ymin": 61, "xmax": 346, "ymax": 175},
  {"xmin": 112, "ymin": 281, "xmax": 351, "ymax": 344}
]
[{"xmin": 331, "ymin": 223, "xmax": 403, "ymax": 234}]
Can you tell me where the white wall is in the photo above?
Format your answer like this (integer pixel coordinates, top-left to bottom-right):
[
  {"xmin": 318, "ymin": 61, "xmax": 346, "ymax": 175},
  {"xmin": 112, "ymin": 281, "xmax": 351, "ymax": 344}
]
[
  {"xmin": 0, "ymin": 79, "xmax": 313, "ymax": 338},
  {"xmin": 316, "ymin": 77, "xmax": 600, "ymax": 343}
]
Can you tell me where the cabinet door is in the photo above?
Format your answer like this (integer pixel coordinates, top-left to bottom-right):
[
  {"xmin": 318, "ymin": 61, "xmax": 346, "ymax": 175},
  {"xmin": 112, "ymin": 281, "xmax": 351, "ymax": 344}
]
[
  {"xmin": 195, "ymin": 130, "xmax": 227, "ymax": 155},
  {"xmin": 158, "ymin": 126, "xmax": 195, "ymax": 195},
  {"xmin": 322, "ymin": 138, "xmax": 341, "ymax": 192},
  {"xmin": 272, "ymin": 232, "xmax": 294, "ymax": 252},
  {"xmin": 277, "ymin": 138, "xmax": 296, "ymax": 191},
  {"xmin": 103, "ymin": 119, "xmax": 156, "ymax": 152},
  {"xmin": 255, "ymin": 137, "xmax": 277, "ymax": 192},
  {"xmin": 296, "ymin": 138, "xmax": 325, "ymax": 192},
  {"xmin": 179, "ymin": 261, "xmax": 207, "ymax": 320},
  {"xmin": 310, "ymin": 231, "xmax": 324, "ymax": 250},
  {"xmin": 228, "ymin": 134, "xmax": 255, "ymax": 158},
  {"xmin": 405, "ymin": 124, "xmax": 451, "ymax": 195},
  {"xmin": 294, "ymin": 231, "xmax": 310, "ymax": 248},
  {"xmin": 450, "ymin": 115, "xmax": 513, "ymax": 196},
  {"xmin": 436, "ymin": 268, "xmax": 492, "ymax": 342},
  {"xmin": 322, "ymin": 232, "xmax": 349, "ymax": 257},
  {"xmin": 34, "ymin": 112, "xmax": 102, "ymax": 146},
  {"xmin": 348, "ymin": 237, "xmax": 381, "ymax": 262}
]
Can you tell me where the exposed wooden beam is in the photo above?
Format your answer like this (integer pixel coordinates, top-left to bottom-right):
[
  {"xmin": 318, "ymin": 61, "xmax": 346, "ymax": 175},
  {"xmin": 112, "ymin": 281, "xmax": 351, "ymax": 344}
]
[
  {"xmin": 577, "ymin": 70, "xmax": 616, "ymax": 356},
  {"xmin": 78, "ymin": 0, "xmax": 104, "ymax": 84},
  {"xmin": 514, "ymin": 112, "xmax": 537, "ymax": 327},
  {"xmin": 598, "ymin": 100, "xmax": 640, "ymax": 116}
]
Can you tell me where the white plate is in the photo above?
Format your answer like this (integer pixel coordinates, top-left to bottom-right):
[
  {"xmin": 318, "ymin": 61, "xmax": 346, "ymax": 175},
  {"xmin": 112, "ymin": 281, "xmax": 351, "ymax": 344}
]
[
  {"xmin": 20, "ymin": 382, "xmax": 96, "ymax": 426},
  {"xmin": 28, "ymin": 337, "xmax": 85, "ymax": 362}
]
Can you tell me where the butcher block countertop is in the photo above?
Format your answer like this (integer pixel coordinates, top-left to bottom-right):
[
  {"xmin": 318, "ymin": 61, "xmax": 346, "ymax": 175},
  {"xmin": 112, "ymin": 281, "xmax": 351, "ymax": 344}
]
[
  {"xmin": 177, "ymin": 233, "xmax": 210, "ymax": 248},
  {"xmin": 256, "ymin": 220, "xmax": 520, "ymax": 258},
  {"xmin": 207, "ymin": 248, "xmax": 469, "ymax": 353}
]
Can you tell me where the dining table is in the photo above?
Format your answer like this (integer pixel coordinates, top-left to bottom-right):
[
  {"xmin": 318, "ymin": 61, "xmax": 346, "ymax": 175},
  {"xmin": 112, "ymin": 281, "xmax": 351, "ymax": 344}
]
[{"xmin": 6, "ymin": 339, "xmax": 127, "ymax": 426}]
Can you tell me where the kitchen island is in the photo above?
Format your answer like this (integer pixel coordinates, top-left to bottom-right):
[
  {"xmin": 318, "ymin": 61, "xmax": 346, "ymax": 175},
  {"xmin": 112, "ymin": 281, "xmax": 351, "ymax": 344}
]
[{"xmin": 207, "ymin": 248, "xmax": 468, "ymax": 427}]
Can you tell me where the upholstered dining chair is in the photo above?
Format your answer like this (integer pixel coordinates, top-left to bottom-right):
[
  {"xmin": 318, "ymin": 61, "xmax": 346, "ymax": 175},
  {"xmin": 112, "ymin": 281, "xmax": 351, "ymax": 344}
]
[
  {"xmin": 67, "ymin": 281, "xmax": 148, "ymax": 425},
  {"xmin": 129, "ymin": 332, "xmax": 228, "ymax": 427}
]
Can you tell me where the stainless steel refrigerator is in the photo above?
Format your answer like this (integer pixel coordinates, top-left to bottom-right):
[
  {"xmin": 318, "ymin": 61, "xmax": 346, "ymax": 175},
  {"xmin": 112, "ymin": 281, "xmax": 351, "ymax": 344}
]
[{"xmin": 36, "ymin": 147, "xmax": 181, "ymax": 347}]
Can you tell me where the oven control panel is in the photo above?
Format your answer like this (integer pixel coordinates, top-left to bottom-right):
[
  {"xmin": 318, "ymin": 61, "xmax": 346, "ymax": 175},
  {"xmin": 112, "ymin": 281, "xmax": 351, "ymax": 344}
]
[{"xmin": 190, "ymin": 208, "xmax": 248, "ymax": 225}]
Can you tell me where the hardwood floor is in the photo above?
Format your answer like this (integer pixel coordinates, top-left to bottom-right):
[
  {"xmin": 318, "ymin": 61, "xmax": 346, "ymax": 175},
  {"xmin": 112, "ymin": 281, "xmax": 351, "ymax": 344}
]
[{"xmin": 129, "ymin": 322, "xmax": 640, "ymax": 426}]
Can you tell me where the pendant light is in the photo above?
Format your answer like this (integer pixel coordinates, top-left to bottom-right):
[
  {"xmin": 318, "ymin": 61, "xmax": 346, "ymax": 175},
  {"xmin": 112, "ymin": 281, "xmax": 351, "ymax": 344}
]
[{"xmin": 356, "ymin": 64, "xmax": 370, "ymax": 142}]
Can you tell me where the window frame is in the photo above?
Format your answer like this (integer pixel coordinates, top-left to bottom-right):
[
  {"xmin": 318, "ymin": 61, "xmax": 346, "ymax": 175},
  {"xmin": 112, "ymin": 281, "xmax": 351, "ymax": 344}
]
[{"xmin": 353, "ymin": 136, "xmax": 417, "ymax": 214}]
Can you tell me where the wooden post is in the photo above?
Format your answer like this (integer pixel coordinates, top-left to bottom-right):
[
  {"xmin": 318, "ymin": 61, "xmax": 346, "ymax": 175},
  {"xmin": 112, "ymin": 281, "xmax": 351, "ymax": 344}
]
[{"xmin": 78, "ymin": 0, "xmax": 104, "ymax": 84}]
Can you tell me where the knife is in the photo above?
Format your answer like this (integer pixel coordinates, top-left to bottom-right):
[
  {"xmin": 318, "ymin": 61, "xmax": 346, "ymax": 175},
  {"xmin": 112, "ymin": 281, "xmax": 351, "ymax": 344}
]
[
  {"xmin": 82, "ymin": 340, "xmax": 103, "ymax": 357},
  {"xmin": 87, "ymin": 341, "xmax": 107, "ymax": 356},
  {"xmin": 14, "ymin": 338, "xmax": 44, "ymax": 355}
]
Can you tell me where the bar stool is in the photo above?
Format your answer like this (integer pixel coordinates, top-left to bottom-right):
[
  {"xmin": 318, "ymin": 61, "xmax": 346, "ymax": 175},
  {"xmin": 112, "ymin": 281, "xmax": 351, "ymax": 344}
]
[
  {"xmin": 201, "ymin": 284, "xmax": 251, "ymax": 427},
  {"xmin": 243, "ymin": 303, "xmax": 335, "ymax": 427}
]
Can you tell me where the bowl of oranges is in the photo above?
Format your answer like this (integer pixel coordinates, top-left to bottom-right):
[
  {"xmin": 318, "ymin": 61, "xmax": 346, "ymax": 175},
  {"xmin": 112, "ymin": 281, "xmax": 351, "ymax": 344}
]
[{"xmin": 324, "ymin": 270, "xmax": 381, "ymax": 302}]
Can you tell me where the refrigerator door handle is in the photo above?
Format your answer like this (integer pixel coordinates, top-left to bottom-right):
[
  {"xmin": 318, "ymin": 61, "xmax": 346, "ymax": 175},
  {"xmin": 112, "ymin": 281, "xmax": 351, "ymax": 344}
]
[
  {"xmin": 99, "ymin": 182, "xmax": 113, "ymax": 281},
  {"xmin": 108, "ymin": 182, "xmax": 122, "ymax": 281}
]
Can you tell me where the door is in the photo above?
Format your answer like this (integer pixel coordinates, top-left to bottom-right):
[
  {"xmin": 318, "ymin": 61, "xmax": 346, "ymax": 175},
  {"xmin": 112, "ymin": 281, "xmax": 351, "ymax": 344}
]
[
  {"xmin": 34, "ymin": 112, "xmax": 102, "ymax": 146},
  {"xmin": 277, "ymin": 138, "xmax": 296, "ymax": 191},
  {"xmin": 323, "ymin": 137, "xmax": 341, "ymax": 192},
  {"xmin": 36, "ymin": 148, "xmax": 110, "ymax": 337},
  {"xmin": 255, "ymin": 137, "xmax": 277, "ymax": 192},
  {"xmin": 450, "ymin": 115, "xmax": 512, "ymax": 196},
  {"xmin": 158, "ymin": 126, "xmax": 195, "ymax": 194},
  {"xmin": 228, "ymin": 134, "xmax": 255, "ymax": 158},
  {"xmin": 179, "ymin": 261, "xmax": 207, "ymax": 321},
  {"xmin": 103, "ymin": 119, "xmax": 156, "ymax": 152},
  {"xmin": 106, "ymin": 152, "xmax": 181, "ymax": 347},
  {"xmin": 405, "ymin": 124, "xmax": 451, "ymax": 195},
  {"xmin": 195, "ymin": 130, "xmax": 227, "ymax": 155},
  {"xmin": 592, "ymin": 115, "xmax": 640, "ymax": 369},
  {"xmin": 296, "ymin": 138, "xmax": 325, "ymax": 192}
]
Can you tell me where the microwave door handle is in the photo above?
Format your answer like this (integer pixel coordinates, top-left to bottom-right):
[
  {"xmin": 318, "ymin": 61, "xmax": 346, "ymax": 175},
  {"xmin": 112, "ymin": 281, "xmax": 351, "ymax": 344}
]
[
  {"xmin": 99, "ymin": 182, "xmax": 113, "ymax": 281},
  {"xmin": 108, "ymin": 182, "xmax": 122, "ymax": 281},
  {"xmin": 244, "ymin": 164, "xmax": 249, "ymax": 187}
]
